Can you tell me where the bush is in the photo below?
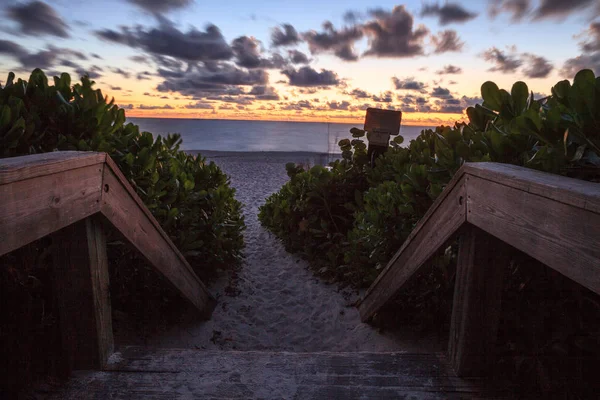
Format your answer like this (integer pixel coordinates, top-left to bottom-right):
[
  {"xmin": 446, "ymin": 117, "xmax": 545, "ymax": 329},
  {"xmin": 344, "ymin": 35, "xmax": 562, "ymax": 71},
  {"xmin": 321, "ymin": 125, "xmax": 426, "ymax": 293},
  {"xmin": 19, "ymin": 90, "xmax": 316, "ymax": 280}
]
[
  {"xmin": 260, "ymin": 68, "xmax": 599, "ymax": 289},
  {"xmin": 259, "ymin": 69, "xmax": 600, "ymax": 395},
  {"xmin": 0, "ymin": 69, "xmax": 246, "ymax": 393},
  {"xmin": 0, "ymin": 69, "xmax": 245, "ymax": 278}
]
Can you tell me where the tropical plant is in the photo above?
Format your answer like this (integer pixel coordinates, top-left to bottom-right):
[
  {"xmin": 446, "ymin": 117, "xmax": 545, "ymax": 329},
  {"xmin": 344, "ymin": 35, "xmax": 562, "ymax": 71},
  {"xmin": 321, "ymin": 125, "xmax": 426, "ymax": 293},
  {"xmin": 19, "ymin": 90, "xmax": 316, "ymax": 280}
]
[
  {"xmin": 0, "ymin": 69, "xmax": 245, "ymax": 278},
  {"xmin": 259, "ymin": 69, "xmax": 600, "ymax": 396}
]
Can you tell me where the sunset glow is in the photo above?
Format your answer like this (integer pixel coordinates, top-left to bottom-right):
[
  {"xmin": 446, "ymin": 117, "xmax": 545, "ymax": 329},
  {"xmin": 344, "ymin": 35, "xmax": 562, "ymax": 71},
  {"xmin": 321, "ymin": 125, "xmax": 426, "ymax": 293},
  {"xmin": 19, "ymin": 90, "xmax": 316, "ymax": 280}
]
[{"xmin": 0, "ymin": 0, "xmax": 597, "ymax": 124}]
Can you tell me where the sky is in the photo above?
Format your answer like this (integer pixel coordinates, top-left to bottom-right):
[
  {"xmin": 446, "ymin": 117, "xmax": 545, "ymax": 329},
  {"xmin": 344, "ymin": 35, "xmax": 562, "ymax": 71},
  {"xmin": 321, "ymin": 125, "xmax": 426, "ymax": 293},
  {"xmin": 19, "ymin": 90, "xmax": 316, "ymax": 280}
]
[{"xmin": 0, "ymin": 0, "xmax": 599, "ymax": 125}]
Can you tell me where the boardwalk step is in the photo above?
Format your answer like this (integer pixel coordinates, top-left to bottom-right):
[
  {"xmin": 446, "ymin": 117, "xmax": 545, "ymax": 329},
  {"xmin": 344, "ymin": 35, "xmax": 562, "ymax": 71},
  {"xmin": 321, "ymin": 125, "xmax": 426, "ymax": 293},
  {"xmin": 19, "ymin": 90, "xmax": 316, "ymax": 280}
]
[{"xmin": 39, "ymin": 347, "xmax": 510, "ymax": 399}]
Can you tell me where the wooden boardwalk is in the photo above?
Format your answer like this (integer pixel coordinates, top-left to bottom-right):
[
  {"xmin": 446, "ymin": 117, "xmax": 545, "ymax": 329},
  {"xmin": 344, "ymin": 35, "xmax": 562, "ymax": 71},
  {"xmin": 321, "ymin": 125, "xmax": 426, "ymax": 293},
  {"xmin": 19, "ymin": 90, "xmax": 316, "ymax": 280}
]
[
  {"xmin": 37, "ymin": 347, "xmax": 511, "ymax": 399},
  {"xmin": 3, "ymin": 154, "xmax": 598, "ymax": 398}
]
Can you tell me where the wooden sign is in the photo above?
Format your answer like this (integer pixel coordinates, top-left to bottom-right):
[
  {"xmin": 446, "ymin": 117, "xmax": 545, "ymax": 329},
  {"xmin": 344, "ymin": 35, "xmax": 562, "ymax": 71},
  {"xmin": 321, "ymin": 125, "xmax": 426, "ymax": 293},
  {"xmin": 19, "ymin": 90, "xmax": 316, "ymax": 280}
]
[{"xmin": 364, "ymin": 108, "xmax": 402, "ymax": 136}]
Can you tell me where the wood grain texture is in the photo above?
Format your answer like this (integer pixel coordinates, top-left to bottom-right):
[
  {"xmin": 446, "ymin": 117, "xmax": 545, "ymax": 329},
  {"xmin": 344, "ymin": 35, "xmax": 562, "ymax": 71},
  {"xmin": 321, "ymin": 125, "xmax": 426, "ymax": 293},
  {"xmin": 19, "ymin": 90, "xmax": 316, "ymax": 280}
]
[
  {"xmin": 38, "ymin": 347, "xmax": 511, "ymax": 399},
  {"xmin": 463, "ymin": 163, "xmax": 600, "ymax": 214},
  {"xmin": 103, "ymin": 155, "xmax": 195, "ymax": 280},
  {"xmin": 0, "ymin": 164, "xmax": 103, "ymax": 256},
  {"xmin": 101, "ymin": 166, "xmax": 216, "ymax": 316},
  {"xmin": 0, "ymin": 152, "xmax": 105, "ymax": 185},
  {"xmin": 359, "ymin": 175, "xmax": 467, "ymax": 321},
  {"xmin": 51, "ymin": 217, "xmax": 113, "ymax": 373},
  {"xmin": 449, "ymin": 225, "xmax": 511, "ymax": 376},
  {"xmin": 466, "ymin": 174, "xmax": 600, "ymax": 296}
]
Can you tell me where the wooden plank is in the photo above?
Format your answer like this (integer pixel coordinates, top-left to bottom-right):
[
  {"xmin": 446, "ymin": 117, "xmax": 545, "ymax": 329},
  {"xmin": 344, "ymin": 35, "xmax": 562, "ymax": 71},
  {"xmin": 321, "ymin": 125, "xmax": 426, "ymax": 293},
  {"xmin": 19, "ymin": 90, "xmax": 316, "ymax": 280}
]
[
  {"xmin": 0, "ymin": 152, "xmax": 105, "ymax": 185},
  {"xmin": 103, "ymin": 155, "xmax": 192, "ymax": 274},
  {"xmin": 463, "ymin": 163, "xmax": 600, "ymax": 214},
  {"xmin": 359, "ymin": 175, "xmax": 467, "ymax": 321},
  {"xmin": 39, "ymin": 348, "xmax": 510, "ymax": 399},
  {"xmin": 100, "ymin": 167, "xmax": 216, "ymax": 317},
  {"xmin": 466, "ymin": 174, "xmax": 600, "ymax": 296},
  {"xmin": 449, "ymin": 224, "xmax": 511, "ymax": 376},
  {"xmin": 52, "ymin": 216, "xmax": 114, "ymax": 373},
  {"xmin": 0, "ymin": 164, "xmax": 103, "ymax": 256}
]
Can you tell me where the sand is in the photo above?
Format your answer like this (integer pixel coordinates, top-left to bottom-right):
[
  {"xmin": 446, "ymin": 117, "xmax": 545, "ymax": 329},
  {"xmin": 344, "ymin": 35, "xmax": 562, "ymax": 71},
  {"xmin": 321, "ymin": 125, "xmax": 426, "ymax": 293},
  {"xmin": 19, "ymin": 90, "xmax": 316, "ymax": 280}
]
[{"xmin": 145, "ymin": 151, "xmax": 444, "ymax": 352}]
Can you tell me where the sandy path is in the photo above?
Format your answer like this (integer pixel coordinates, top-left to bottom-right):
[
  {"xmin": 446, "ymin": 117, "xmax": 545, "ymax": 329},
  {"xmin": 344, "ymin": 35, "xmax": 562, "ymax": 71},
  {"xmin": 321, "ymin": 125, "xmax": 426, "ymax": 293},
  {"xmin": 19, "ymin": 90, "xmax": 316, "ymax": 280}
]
[{"xmin": 147, "ymin": 152, "xmax": 442, "ymax": 352}]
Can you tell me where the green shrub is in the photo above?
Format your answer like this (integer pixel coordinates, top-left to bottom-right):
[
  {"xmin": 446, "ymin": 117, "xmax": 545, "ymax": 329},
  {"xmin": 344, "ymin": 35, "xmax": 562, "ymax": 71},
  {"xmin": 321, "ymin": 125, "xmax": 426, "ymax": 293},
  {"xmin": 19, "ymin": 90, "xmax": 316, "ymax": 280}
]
[
  {"xmin": 259, "ymin": 70, "xmax": 600, "ymax": 394},
  {"xmin": 0, "ymin": 69, "xmax": 245, "ymax": 279},
  {"xmin": 260, "ymin": 69, "xmax": 599, "ymax": 290}
]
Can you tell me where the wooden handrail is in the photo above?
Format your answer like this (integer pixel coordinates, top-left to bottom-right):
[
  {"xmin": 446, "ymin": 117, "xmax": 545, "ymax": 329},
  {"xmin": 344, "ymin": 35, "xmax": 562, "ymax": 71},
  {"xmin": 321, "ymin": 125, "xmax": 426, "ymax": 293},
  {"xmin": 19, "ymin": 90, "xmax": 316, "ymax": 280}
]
[
  {"xmin": 0, "ymin": 152, "xmax": 216, "ymax": 370},
  {"xmin": 358, "ymin": 162, "xmax": 600, "ymax": 376}
]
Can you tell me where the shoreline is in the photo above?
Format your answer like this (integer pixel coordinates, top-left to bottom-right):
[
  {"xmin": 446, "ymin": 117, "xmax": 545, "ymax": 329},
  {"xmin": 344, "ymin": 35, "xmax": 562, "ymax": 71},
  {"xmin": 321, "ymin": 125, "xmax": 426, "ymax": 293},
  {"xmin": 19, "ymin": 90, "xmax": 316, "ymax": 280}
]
[{"xmin": 189, "ymin": 150, "xmax": 343, "ymax": 165}]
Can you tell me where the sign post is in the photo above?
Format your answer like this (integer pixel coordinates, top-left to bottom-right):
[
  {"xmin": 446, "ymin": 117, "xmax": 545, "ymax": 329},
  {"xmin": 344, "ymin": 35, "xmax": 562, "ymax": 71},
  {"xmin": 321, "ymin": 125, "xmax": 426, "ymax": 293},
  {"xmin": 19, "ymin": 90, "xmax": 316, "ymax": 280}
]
[{"xmin": 364, "ymin": 108, "xmax": 402, "ymax": 167}]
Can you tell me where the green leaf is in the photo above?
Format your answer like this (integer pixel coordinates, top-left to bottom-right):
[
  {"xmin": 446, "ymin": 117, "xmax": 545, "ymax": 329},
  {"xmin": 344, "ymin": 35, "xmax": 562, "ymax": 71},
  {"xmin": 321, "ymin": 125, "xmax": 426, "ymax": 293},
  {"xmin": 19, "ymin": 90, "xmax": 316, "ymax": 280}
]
[
  {"xmin": 511, "ymin": 81, "xmax": 529, "ymax": 113},
  {"xmin": 393, "ymin": 135, "xmax": 404, "ymax": 145},
  {"xmin": 481, "ymin": 81, "xmax": 502, "ymax": 111}
]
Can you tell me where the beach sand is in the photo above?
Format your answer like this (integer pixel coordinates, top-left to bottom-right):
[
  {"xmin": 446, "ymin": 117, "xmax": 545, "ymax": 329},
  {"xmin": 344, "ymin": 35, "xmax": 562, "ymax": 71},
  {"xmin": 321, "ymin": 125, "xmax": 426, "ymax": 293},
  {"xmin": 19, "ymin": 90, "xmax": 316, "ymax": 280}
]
[{"xmin": 143, "ymin": 151, "xmax": 445, "ymax": 352}]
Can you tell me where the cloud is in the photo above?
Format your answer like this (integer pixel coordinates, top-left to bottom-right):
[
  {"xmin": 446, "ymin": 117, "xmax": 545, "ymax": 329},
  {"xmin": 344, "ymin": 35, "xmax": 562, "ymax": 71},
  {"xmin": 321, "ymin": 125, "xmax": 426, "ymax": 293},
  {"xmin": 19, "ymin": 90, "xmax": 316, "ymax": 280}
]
[
  {"xmin": 489, "ymin": 0, "xmax": 530, "ymax": 21},
  {"xmin": 96, "ymin": 19, "xmax": 233, "ymax": 62},
  {"xmin": 91, "ymin": 53, "xmax": 103, "ymax": 59},
  {"xmin": 348, "ymin": 88, "xmax": 371, "ymax": 98},
  {"xmin": 431, "ymin": 86, "xmax": 452, "ymax": 99},
  {"xmin": 281, "ymin": 100, "xmax": 314, "ymax": 110},
  {"xmin": 461, "ymin": 95, "xmax": 483, "ymax": 107},
  {"xmin": 436, "ymin": 65, "xmax": 463, "ymax": 74},
  {"xmin": 249, "ymin": 85, "xmax": 280, "ymax": 100},
  {"xmin": 231, "ymin": 36, "xmax": 287, "ymax": 69},
  {"xmin": 363, "ymin": 6, "xmax": 429, "ymax": 58},
  {"xmin": 0, "ymin": 40, "xmax": 27, "ymax": 58},
  {"xmin": 156, "ymin": 63, "xmax": 268, "ymax": 99},
  {"xmin": 328, "ymin": 100, "xmax": 351, "ymax": 110},
  {"xmin": 232, "ymin": 36, "xmax": 264, "ymax": 68},
  {"xmin": 110, "ymin": 86, "xmax": 122, "ymax": 90},
  {"xmin": 184, "ymin": 101, "xmax": 214, "ymax": 109},
  {"xmin": 371, "ymin": 91, "xmax": 393, "ymax": 103},
  {"xmin": 489, "ymin": 0, "xmax": 597, "ymax": 21},
  {"xmin": 481, "ymin": 46, "xmax": 522, "ymax": 73},
  {"xmin": 0, "ymin": 41, "xmax": 88, "ymax": 71},
  {"xmin": 288, "ymin": 50, "xmax": 310, "ymax": 64},
  {"xmin": 137, "ymin": 71, "xmax": 154, "ymax": 80},
  {"xmin": 562, "ymin": 22, "xmax": 600, "ymax": 76},
  {"xmin": 522, "ymin": 54, "xmax": 553, "ymax": 78},
  {"xmin": 271, "ymin": 24, "xmax": 301, "ymax": 47},
  {"xmin": 535, "ymin": 0, "xmax": 595, "ymax": 20},
  {"xmin": 138, "ymin": 104, "xmax": 175, "ymax": 110},
  {"xmin": 110, "ymin": 67, "xmax": 131, "ymax": 79},
  {"xmin": 127, "ymin": 0, "xmax": 193, "ymax": 14},
  {"xmin": 76, "ymin": 65, "xmax": 103, "ymax": 79},
  {"xmin": 7, "ymin": 1, "xmax": 69, "ymax": 38},
  {"xmin": 431, "ymin": 30, "xmax": 464, "ymax": 53},
  {"xmin": 392, "ymin": 77, "xmax": 427, "ymax": 91},
  {"xmin": 421, "ymin": 2, "xmax": 478, "ymax": 25},
  {"xmin": 303, "ymin": 21, "xmax": 363, "ymax": 61},
  {"xmin": 282, "ymin": 66, "xmax": 340, "ymax": 87}
]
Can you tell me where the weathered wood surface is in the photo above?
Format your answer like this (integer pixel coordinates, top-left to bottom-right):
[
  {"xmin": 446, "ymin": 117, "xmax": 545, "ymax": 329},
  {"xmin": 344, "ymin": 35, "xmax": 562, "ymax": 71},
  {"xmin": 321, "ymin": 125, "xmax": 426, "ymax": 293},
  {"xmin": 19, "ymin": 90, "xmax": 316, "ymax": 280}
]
[
  {"xmin": 0, "ymin": 151, "xmax": 105, "ymax": 185},
  {"xmin": 466, "ymin": 174, "xmax": 600, "ymax": 296},
  {"xmin": 449, "ymin": 225, "xmax": 511, "ymax": 376},
  {"xmin": 38, "ymin": 347, "xmax": 510, "ymax": 399},
  {"xmin": 358, "ymin": 174, "xmax": 467, "ymax": 321},
  {"xmin": 464, "ymin": 162, "xmax": 600, "ymax": 214},
  {"xmin": 101, "ymin": 165, "xmax": 216, "ymax": 317},
  {"xmin": 360, "ymin": 162, "xmax": 600, "ymax": 322},
  {"xmin": 0, "ymin": 164, "xmax": 103, "ymax": 256},
  {"xmin": 1, "ymin": 151, "xmax": 215, "ymax": 314},
  {"xmin": 52, "ymin": 216, "xmax": 113, "ymax": 372}
]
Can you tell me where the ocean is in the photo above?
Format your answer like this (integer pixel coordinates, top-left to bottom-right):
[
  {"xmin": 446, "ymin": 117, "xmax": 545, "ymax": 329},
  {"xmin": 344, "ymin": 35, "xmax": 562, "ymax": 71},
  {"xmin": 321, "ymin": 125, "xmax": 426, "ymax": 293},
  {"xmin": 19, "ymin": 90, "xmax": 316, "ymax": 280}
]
[{"xmin": 128, "ymin": 118, "xmax": 434, "ymax": 154}]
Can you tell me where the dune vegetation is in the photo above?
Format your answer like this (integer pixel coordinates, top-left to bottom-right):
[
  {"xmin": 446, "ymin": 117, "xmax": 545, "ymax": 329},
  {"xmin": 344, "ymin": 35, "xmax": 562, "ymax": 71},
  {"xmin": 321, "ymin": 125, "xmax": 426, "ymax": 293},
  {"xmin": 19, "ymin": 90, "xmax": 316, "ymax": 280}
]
[{"xmin": 260, "ymin": 69, "xmax": 600, "ymax": 395}]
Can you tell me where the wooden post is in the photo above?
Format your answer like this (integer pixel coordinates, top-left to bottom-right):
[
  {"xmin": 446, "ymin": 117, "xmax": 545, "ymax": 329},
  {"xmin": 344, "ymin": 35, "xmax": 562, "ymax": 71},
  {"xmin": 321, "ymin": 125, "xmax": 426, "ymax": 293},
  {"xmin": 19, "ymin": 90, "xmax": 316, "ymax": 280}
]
[
  {"xmin": 449, "ymin": 224, "xmax": 510, "ymax": 376},
  {"xmin": 52, "ymin": 216, "xmax": 113, "ymax": 374}
]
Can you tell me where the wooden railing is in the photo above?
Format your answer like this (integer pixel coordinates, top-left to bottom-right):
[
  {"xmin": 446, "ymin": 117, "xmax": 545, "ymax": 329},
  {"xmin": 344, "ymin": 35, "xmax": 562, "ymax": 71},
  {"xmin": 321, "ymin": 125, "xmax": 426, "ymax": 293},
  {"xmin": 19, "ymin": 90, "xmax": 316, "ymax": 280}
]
[
  {"xmin": 0, "ymin": 151, "xmax": 216, "ymax": 372},
  {"xmin": 358, "ymin": 162, "xmax": 600, "ymax": 376}
]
